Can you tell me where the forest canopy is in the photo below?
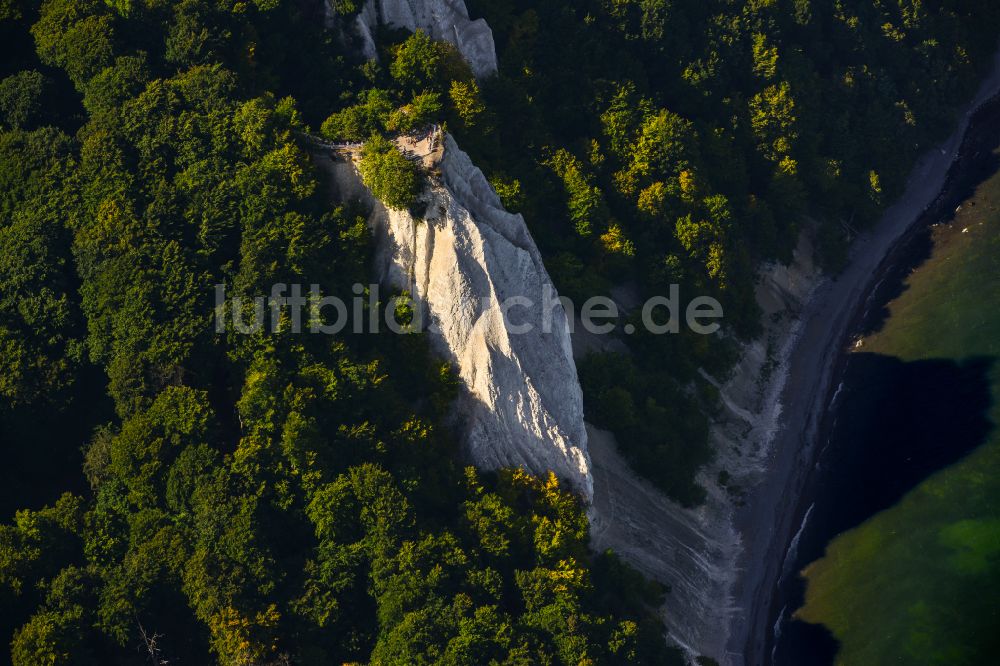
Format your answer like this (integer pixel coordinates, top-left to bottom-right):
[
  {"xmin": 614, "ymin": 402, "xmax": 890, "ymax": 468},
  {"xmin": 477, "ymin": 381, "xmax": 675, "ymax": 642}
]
[
  {"xmin": 1, "ymin": 0, "xmax": 998, "ymax": 663},
  {"xmin": 462, "ymin": 0, "xmax": 1000, "ymax": 505},
  {"xmin": 0, "ymin": 1, "xmax": 681, "ymax": 664}
]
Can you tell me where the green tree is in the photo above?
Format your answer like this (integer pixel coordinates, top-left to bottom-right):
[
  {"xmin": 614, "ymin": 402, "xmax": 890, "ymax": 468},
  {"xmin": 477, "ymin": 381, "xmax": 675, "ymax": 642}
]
[
  {"xmin": 386, "ymin": 91, "xmax": 442, "ymax": 133},
  {"xmin": 448, "ymin": 79, "xmax": 486, "ymax": 131},
  {"xmin": 390, "ymin": 30, "xmax": 471, "ymax": 95},
  {"xmin": 81, "ymin": 54, "xmax": 148, "ymax": 118},
  {"xmin": 0, "ymin": 71, "xmax": 48, "ymax": 129},
  {"xmin": 321, "ymin": 88, "xmax": 394, "ymax": 141},
  {"xmin": 615, "ymin": 108, "xmax": 697, "ymax": 197},
  {"xmin": 749, "ymin": 80, "xmax": 798, "ymax": 163},
  {"xmin": 358, "ymin": 134, "xmax": 420, "ymax": 210},
  {"xmin": 31, "ymin": 0, "xmax": 115, "ymax": 89},
  {"xmin": 546, "ymin": 148, "xmax": 607, "ymax": 237},
  {"xmin": 390, "ymin": 30, "xmax": 441, "ymax": 92}
]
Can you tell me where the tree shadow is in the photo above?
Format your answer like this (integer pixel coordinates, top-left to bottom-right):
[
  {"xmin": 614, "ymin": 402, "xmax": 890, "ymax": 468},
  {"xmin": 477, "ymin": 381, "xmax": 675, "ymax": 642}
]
[
  {"xmin": 774, "ymin": 616, "xmax": 840, "ymax": 666},
  {"xmin": 817, "ymin": 354, "xmax": 995, "ymax": 537},
  {"xmin": 0, "ymin": 363, "xmax": 112, "ymax": 520},
  {"xmin": 775, "ymin": 353, "xmax": 996, "ymax": 666}
]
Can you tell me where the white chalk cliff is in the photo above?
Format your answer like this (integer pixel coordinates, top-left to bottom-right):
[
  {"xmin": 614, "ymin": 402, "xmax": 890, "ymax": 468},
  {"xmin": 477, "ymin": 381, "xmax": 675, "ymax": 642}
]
[
  {"xmin": 325, "ymin": 0, "xmax": 499, "ymax": 79},
  {"xmin": 317, "ymin": 134, "xmax": 593, "ymax": 501},
  {"xmin": 318, "ymin": 130, "xmax": 825, "ymax": 658},
  {"xmin": 316, "ymin": 5, "xmax": 815, "ymax": 658}
]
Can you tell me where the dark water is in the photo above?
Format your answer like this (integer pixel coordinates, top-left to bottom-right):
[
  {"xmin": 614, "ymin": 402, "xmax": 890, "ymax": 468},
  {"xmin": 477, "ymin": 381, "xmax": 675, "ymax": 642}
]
[
  {"xmin": 769, "ymin": 101, "xmax": 1000, "ymax": 665},
  {"xmin": 772, "ymin": 356, "xmax": 996, "ymax": 665}
]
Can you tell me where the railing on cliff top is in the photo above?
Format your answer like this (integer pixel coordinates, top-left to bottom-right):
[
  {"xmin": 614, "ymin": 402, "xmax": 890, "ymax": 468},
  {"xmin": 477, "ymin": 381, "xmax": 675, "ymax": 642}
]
[{"xmin": 298, "ymin": 125, "xmax": 444, "ymax": 162}]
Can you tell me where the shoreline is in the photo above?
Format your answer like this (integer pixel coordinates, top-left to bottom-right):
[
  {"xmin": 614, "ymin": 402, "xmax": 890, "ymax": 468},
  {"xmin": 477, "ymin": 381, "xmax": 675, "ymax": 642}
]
[
  {"xmin": 769, "ymin": 94, "xmax": 1000, "ymax": 664},
  {"xmin": 727, "ymin": 48, "xmax": 1000, "ymax": 666}
]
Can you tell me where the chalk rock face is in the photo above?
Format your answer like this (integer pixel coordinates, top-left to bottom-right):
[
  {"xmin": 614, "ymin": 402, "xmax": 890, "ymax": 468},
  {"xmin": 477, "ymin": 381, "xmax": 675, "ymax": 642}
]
[
  {"xmin": 584, "ymin": 231, "xmax": 823, "ymax": 660},
  {"xmin": 323, "ymin": 134, "xmax": 592, "ymax": 500},
  {"xmin": 335, "ymin": 0, "xmax": 498, "ymax": 79}
]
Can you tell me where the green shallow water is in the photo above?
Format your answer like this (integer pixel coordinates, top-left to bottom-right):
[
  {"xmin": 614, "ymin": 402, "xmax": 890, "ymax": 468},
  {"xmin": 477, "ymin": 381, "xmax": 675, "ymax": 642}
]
[{"xmin": 795, "ymin": 163, "xmax": 1000, "ymax": 664}]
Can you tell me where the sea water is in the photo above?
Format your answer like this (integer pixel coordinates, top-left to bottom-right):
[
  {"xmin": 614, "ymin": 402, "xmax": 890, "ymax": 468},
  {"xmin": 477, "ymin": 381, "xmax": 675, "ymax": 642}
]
[{"xmin": 772, "ymin": 130, "xmax": 1000, "ymax": 664}]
